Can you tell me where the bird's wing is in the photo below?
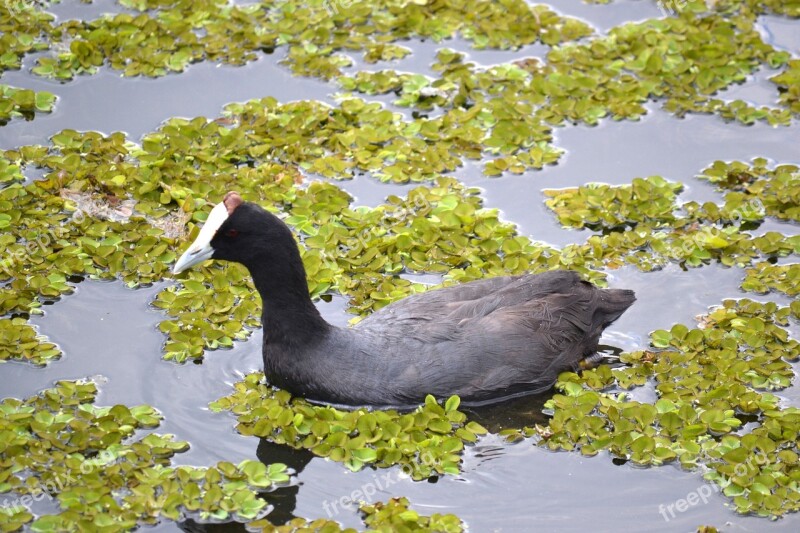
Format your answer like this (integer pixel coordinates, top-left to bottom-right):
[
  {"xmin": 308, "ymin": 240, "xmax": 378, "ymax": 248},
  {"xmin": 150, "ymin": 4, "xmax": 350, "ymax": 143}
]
[
  {"xmin": 354, "ymin": 271, "xmax": 587, "ymax": 342},
  {"xmin": 384, "ymin": 288, "xmax": 603, "ymax": 401}
]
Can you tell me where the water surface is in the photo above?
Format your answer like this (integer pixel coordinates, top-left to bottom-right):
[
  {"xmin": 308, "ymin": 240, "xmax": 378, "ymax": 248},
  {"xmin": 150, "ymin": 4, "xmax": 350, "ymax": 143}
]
[{"xmin": 1, "ymin": 2, "xmax": 799, "ymax": 532}]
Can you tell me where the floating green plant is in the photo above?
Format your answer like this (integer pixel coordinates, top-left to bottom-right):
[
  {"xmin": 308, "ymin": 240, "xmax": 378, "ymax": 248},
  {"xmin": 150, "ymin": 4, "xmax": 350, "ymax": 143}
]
[
  {"xmin": 210, "ymin": 373, "xmax": 487, "ymax": 479},
  {"xmin": 4, "ymin": 129, "xmax": 799, "ymax": 365},
  {"xmin": 2, "ymin": 0, "xmax": 798, "ymax": 145},
  {"xmin": 12, "ymin": 0, "xmax": 591, "ymax": 82},
  {"xmin": 544, "ymin": 177, "xmax": 683, "ymax": 230},
  {"xmin": 741, "ymin": 262, "xmax": 799, "ymax": 297},
  {"xmin": 357, "ymin": 497, "xmax": 462, "ymax": 532},
  {"xmin": 0, "ymin": 505, "xmax": 33, "ymax": 533},
  {"xmin": 543, "ymin": 165, "xmax": 799, "ymax": 272},
  {"xmin": 248, "ymin": 496, "xmax": 464, "ymax": 533},
  {"xmin": 0, "ymin": 318, "xmax": 61, "ymax": 365},
  {"xmin": 0, "ymin": 2, "xmax": 54, "ymax": 74},
  {"xmin": 0, "ymin": 380, "xmax": 291, "ymax": 531},
  {"xmin": 771, "ymin": 58, "xmax": 800, "ymax": 114},
  {"xmin": 534, "ymin": 299, "xmax": 800, "ymax": 517},
  {"xmin": 0, "ymin": 85, "xmax": 56, "ymax": 124},
  {"xmin": 0, "ymin": 154, "xmax": 25, "ymax": 185},
  {"xmin": 698, "ymin": 159, "xmax": 799, "ymax": 223}
]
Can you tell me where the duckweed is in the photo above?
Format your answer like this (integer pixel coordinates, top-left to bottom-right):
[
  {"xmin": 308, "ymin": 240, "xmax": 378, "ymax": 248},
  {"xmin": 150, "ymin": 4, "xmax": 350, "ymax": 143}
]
[
  {"xmin": 537, "ymin": 299, "xmax": 800, "ymax": 517},
  {"xmin": 741, "ymin": 262, "xmax": 799, "ymax": 297},
  {"xmin": 248, "ymin": 496, "xmax": 463, "ymax": 533},
  {"xmin": 0, "ymin": 86, "xmax": 55, "ymax": 124},
  {"xmin": 1, "ymin": 0, "xmax": 799, "ymax": 526},
  {"xmin": 0, "ymin": 380, "xmax": 291, "ymax": 531},
  {"xmin": 544, "ymin": 177, "xmax": 683, "ymax": 230},
  {"xmin": 0, "ymin": 318, "xmax": 61, "ymax": 365},
  {"xmin": 698, "ymin": 159, "xmax": 799, "ymax": 223},
  {"xmin": 211, "ymin": 374, "xmax": 487, "ymax": 479},
  {"xmin": 545, "ymin": 167, "xmax": 799, "ymax": 272}
]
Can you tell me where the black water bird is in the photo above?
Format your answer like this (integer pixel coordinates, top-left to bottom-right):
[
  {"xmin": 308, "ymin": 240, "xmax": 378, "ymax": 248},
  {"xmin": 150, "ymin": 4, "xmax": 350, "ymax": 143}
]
[{"xmin": 173, "ymin": 192, "xmax": 636, "ymax": 407}]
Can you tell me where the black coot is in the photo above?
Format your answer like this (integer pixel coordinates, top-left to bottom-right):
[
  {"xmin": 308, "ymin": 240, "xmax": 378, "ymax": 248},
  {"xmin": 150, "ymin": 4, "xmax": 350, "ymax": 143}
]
[{"xmin": 173, "ymin": 192, "xmax": 636, "ymax": 407}]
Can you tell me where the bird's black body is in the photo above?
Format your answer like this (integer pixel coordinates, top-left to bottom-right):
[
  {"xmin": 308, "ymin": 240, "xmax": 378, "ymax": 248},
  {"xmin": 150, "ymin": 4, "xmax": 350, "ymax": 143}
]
[{"xmin": 202, "ymin": 199, "xmax": 636, "ymax": 408}]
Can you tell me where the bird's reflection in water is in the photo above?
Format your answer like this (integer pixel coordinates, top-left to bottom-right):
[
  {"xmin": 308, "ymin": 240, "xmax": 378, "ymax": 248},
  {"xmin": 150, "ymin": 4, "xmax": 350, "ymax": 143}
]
[
  {"xmin": 178, "ymin": 440, "xmax": 314, "ymax": 532},
  {"xmin": 177, "ymin": 370, "xmax": 624, "ymax": 531},
  {"xmin": 253, "ymin": 440, "xmax": 315, "ymax": 524},
  {"xmin": 462, "ymin": 347, "xmax": 624, "ymax": 433},
  {"xmin": 462, "ymin": 391, "xmax": 552, "ymax": 433}
]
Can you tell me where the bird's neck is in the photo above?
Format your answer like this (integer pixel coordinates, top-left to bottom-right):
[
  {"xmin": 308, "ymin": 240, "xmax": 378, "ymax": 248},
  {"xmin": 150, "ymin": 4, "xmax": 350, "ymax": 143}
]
[{"xmin": 247, "ymin": 247, "xmax": 330, "ymax": 347}]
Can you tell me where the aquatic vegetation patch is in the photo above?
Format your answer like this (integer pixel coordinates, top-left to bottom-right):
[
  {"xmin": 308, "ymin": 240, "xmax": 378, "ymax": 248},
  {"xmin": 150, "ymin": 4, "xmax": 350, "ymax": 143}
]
[
  {"xmin": 0, "ymin": 505, "xmax": 33, "ymax": 533},
  {"xmin": 16, "ymin": 0, "xmax": 591, "ymax": 81},
  {"xmin": 0, "ymin": 155, "xmax": 25, "ymax": 185},
  {"xmin": 0, "ymin": 4, "xmax": 56, "ymax": 124},
  {"xmin": 560, "ymin": 224, "xmax": 798, "ymax": 272},
  {"xmin": 3, "ymin": 0, "xmax": 798, "ymax": 146},
  {"xmin": 771, "ymin": 58, "xmax": 800, "ymax": 115},
  {"xmin": 2, "ymin": 122, "xmax": 600, "ymax": 364},
  {"xmin": 0, "ymin": 86, "xmax": 56, "ymax": 125},
  {"xmin": 356, "ymin": 497, "xmax": 462, "ymax": 533},
  {"xmin": 544, "ymin": 176, "xmax": 683, "ymax": 230},
  {"xmin": 0, "ymin": 2, "xmax": 53, "ymax": 72},
  {"xmin": 4, "ymin": 124, "xmax": 798, "ymax": 366},
  {"xmin": 342, "ymin": 11, "xmax": 797, "ymax": 169},
  {"xmin": 0, "ymin": 380, "xmax": 291, "ymax": 531},
  {"xmin": 248, "ymin": 496, "xmax": 463, "ymax": 533},
  {"xmin": 741, "ymin": 262, "xmax": 799, "ymax": 297},
  {"xmin": 544, "ymin": 165, "xmax": 799, "ymax": 272},
  {"xmin": 533, "ymin": 299, "xmax": 800, "ymax": 517},
  {"xmin": 0, "ymin": 176, "xmax": 178, "ymax": 313},
  {"xmin": 698, "ymin": 159, "xmax": 800, "ymax": 223},
  {"xmin": 210, "ymin": 373, "xmax": 488, "ymax": 480},
  {"xmin": 0, "ymin": 318, "xmax": 61, "ymax": 365}
]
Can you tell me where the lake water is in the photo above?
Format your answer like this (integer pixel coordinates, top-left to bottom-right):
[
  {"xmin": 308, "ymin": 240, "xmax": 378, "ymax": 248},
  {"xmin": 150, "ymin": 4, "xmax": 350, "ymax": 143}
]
[{"xmin": 1, "ymin": 1, "xmax": 799, "ymax": 531}]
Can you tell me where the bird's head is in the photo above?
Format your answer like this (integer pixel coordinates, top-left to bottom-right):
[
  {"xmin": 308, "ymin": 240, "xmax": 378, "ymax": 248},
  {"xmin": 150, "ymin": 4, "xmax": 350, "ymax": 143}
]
[{"xmin": 172, "ymin": 191, "xmax": 292, "ymax": 274}]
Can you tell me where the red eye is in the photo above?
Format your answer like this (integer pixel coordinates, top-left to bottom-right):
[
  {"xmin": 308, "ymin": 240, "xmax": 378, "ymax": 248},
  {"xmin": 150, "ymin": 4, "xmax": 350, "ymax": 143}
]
[{"xmin": 225, "ymin": 229, "xmax": 239, "ymax": 238}]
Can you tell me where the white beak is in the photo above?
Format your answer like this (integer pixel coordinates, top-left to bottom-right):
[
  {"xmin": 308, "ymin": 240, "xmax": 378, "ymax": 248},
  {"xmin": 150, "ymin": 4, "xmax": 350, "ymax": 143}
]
[{"xmin": 172, "ymin": 200, "xmax": 230, "ymax": 275}]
